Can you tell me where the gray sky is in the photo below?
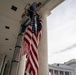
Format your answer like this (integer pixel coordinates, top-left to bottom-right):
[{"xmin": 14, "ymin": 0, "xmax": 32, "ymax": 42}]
[{"xmin": 47, "ymin": 0, "xmax": 76, "ymax": 64}]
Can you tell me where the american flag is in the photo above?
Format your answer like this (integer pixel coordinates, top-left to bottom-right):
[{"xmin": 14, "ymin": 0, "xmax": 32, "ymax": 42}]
[{"xmin": 22, "ymin": 15, "xmax": 42, "ymax": 75}]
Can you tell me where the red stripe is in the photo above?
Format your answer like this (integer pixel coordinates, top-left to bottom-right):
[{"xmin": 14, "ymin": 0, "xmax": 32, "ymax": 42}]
[
  {"xmin": 24, "ymin": 24, "xmax": 42, "ymax": 75},
  {"xmin": 25, "ymin": 32, "xmax": 32, "ymax": 40},
  {"xmin": 27, "ymin": 27, "xmax": 32, "ymax": 31},
  {"xmin": 30, "ymin": 50, "xmax": 38, "ymax": 71},
  {"xmin": 29, "ymin": 65, "xmax": 31, "ymax": 74},
  {"xmin": 25, "ymin": 27, "xmax": 32, "ymax": 33},
  {"xmin": 30, "ymin": 62, "xmax": 35, "ymax": 75},
  {"xmin": 32, "ymin": 36, "xmax": 38, "ymax": 49},
  {"xmin": 26, "ymin": 57, "xmax": 36, "ymax": 75},
  {"xmin": 24, "ymin": 37, "xmax": 30, "ymax": 45},
  {"xmin": 31, "ymin": 44, "xmax": 38, "ymax": 60}
]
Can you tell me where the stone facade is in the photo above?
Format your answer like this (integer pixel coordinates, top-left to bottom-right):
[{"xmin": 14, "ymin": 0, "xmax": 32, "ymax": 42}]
[{"xmin": 48, "ymin": 59, "xmax": 76, "ymax": 75}]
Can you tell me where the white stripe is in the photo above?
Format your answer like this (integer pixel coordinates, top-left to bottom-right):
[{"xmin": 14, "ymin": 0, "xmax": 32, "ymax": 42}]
[
  {"xmin": 32, "ymin": 41, "xmax": 38, "ymax": 56},
  {"xmin": 26, "ymin": 30, "xmax": 32, "ymax": 36},
  {"xmin": 24, "ymin": 30, "xmax": 32, "ymax": 39},
  {"xmin": 33, "ymin": 34, "xmax": 38, "ymax": 45},
  {"xmin": 25, "ymin": 28, "xmax": 32, "ymax": 36},
  {"xmin": 30, "ymin": 56, "xmax": 37, "ymax": 75},
  {"xmin": 24, "ymin": 35, "xmax": 31, "ymax": 43},
  {"xmin": 24, "ymin": 26, "xmax": 32, "ymax": 38},
  {"xmin": 30, "ymin": 49, "xmax": 39, "ymax": 68},
  {"xmin": 24, "ymin": 28, "xmax": 32, "ymax": 43}
]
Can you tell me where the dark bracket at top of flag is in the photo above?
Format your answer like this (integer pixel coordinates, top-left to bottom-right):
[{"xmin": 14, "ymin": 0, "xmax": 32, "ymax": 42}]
[{"xmin": 20, "ymin": 2, "xmax": 41, "ymax": 33}]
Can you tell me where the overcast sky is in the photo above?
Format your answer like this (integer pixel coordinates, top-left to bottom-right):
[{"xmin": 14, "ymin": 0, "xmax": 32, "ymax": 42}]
[{"xmin": 47, "ymin": 0, "xmax": 76, "ymax": 64}]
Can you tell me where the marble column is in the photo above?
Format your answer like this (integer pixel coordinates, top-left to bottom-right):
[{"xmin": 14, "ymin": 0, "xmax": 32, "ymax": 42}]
[
  {"xmin": 63, "ymin": 71, "xmax": 65, "ymax": 75},
  {"xmin": 10, "ymin": 33, "xmax": 23, "ymax": 75},
  {"xmin": 58, "ymin": 71, "xmax": 60, "ymax": 75},
  {"xmin": 53, "ymin": 70, "xmax": 55, "ymax": 75},
  {"xmin": 38, "ymin": 8, "xmax": 49, "ymax": 75},
  {"xmin": 18, "ymin": 54, "xmax": 27, "ymax": 75}
]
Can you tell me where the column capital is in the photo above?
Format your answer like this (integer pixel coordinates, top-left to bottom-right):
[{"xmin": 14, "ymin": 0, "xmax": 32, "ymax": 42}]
[{"xmin": 38, "ymin": 6, "xmax": 51, "ymax": 17}]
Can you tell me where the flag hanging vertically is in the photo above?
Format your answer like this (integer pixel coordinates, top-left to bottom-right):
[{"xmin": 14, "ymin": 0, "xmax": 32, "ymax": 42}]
[
  {"xmin": 22, "ymin": 14, "xmax": 42, "ymax": 75},
  {"xmin": 22, "ymin": 25, "xmax": 32, "ymax": 56}
]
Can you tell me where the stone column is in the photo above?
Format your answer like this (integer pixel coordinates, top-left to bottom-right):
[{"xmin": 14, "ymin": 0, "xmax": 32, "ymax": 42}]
[
  {"xmin": 38, "ymin": 8, "xmax": 49, "ymax": 75},
  {"xmin": 18, "ymin": 54, "xmax": 27, "ymax": 75},
  {"xmin": 63, "ymin": 71, "xmax": 65, "ymax": 75},
  {"xmin": 58, "ymin": 71, "xmax": 60, "ymax": 75},
  {"xmin": 10, "ymin": 33, "xmax": 23, "ymax": 75},
  {"xmin": 53, "ymin": 70, "xmax": 55, "ymax": 75}
]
